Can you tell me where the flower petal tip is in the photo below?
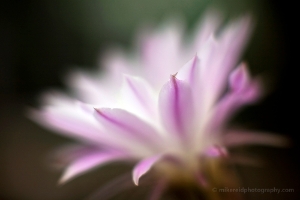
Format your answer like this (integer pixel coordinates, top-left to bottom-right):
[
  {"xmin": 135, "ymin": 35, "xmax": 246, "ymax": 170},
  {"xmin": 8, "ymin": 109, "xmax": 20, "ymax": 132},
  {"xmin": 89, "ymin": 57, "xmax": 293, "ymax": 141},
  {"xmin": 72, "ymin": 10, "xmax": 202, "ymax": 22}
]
[
  {"xmin": 57, "ymin": 173, "xmax": 70, "ymax": 186},
  {"xmin": 132, "ymin": 155, "xmax": 162, "ymax": 186},
  {"xmin": 171, "ymin": 72, "xmax": 178, "ymax": 78}
]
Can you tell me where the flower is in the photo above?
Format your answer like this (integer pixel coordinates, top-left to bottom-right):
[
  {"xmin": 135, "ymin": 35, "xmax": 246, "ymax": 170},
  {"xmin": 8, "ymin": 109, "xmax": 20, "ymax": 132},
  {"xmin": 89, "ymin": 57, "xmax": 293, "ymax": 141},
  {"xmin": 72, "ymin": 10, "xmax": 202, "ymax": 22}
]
[{"xmin": 30, "ymin": 11, "xmax": 288, "ymax": 199}]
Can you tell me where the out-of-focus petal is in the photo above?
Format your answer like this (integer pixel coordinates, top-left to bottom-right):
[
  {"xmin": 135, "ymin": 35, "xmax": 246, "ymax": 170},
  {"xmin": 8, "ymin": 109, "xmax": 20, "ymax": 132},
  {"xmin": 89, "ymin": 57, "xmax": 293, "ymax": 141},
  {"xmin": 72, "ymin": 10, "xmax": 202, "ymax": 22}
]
[
  {"xmin": 229, "ymin": 63, "xmax": 261, "ymax": 102},
  {"xmin": 120, "ymin": 74, "xmax": 157, "ymax": 121},
  {"xmin": 139, "ymin": 21, "xmax": 183, "ymax": 89},
  {"xmin": 201, "ymin": 17, "xmax": 252, "ymax": 109},
  {"xmin": 158, "ymin": 75, "xmax": 195, "ymax": 142},
  {"xmin": 39, "ymin": 90, "xmax": 74, "ymax": 107},
  {"xmin": 205, "ymin": 64, "xmax": 261, "ymax": 133},
  {"xmin": 59, "ymin": 151, "xmax": 125, "ymax": 184},
  {"xmin": 192, "ymin": 10, "xmax": 221, "ymax": 53},
  {"xmin": 49, "ymin": 144, "xmax": 103, "ymax": 169},
  {"xmin": 94, "ymin": 108, "xmax": 162, "ymax": 154},
  {"xmin": 223, "ymin": 130, "xmax": 290, "ymax": 147},
  {"xmin": 204, "ymin": 145, "xmax": 228, "ymax": 158},
  {"xmin": 132, "ymin": 155, "xmax": 162, "ymax": 185},
  {"xmin": 29, "ymin": 103, "xmax": 140, "ymax": 153},
  {"xmin": 28, "ymin": 106, "xmax": 104, "ymax": 145},
  {"xmin": 226, "ymin": 154, "xmax": 264, "ymax": 166},
  {"xmin": 229, "ymin": 62, "xmax": 250, "ymax": 92},
  {"xmin": 67, "ymin": 70, "xmax": 117, "ymax": 106},
  {"xmin": 101, "ymin": 48, "xmax": 139, "ymax": 81}
]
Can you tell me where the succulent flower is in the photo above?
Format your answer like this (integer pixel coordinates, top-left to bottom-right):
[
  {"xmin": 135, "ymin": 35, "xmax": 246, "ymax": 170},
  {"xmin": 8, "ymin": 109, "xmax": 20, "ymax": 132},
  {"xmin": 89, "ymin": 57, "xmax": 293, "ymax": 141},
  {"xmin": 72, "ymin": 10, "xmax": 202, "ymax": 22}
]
[{"xmin": 30, "ymin": 11, "xmax": 287, "ymax": 200}]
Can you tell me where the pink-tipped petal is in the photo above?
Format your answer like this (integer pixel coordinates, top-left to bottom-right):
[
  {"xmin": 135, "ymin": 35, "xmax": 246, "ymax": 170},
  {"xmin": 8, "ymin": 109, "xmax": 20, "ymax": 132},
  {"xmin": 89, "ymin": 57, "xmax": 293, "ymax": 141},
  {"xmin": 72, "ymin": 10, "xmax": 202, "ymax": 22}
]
[
  {"xmin": 132, "ymin": 155, "xmax": 162, "ymax": 185},
  {"xmin": 59, "ymin": 152, "xmax": 124, "ymax": 184},
  {"xmin": 205, "ymin": 65, "xmax": 261, "ymax": 132},
  {"xmin": 229, "ymin": 63, "xmax": 261, "ymax": 102},
  {"xmin": 204, "ymin": 145, "xmax": 228, "ymax": 157},
  {"xmin": 158, "ymin": 75, "xmax": 195, "ymax": 141},
  {"xmin": 121, "ymin": 74, "xmax": 157, "ymax": 121},
  {"xmin": 200, "ymin": 17, "xmax": 253, "ymax": 109},
  {"xmin": 229, "ymin": 62, "xmax": 250, "ymax": 92}
]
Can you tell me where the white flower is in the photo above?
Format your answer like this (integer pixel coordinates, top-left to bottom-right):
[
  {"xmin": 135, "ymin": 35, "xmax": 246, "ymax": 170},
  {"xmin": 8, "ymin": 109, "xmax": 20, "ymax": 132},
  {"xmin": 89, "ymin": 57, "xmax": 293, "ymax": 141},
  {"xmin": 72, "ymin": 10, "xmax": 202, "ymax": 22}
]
[{"xmin": 30, "ymin": 11, "xmax": 287, "ymax": 199}]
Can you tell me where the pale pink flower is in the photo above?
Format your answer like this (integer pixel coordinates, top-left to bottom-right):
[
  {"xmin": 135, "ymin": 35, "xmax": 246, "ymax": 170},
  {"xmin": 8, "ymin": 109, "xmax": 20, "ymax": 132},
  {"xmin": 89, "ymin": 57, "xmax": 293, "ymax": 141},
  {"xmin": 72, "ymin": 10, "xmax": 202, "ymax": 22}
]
[{"xmin": 30, "ymin": 12, "xmax": 287, "ymax": 199}]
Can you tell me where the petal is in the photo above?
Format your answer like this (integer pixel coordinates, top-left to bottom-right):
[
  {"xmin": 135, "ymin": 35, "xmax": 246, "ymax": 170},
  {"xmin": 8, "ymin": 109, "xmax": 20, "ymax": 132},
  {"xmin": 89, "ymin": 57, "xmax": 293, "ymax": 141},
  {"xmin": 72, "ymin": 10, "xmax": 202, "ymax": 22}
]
[
  {"xmin": 87, "ymin": 173, "xmax": 133, "ymax": 200},
  {"xmin": 229, "ymin": 63, "xmax": 262, "ymax": 102},
  {"xmin": 200, "ymin": 17, "xmax": 252, "ymax": 108},
  {"xmin": 29, "ymin": 104, "xmax": 137, "ymax": 152},
  {"xmin": 176, "ymin": 55, "xmax": 203, "ymax": 115},
  {"xmin": 226, "ymin": 154, "xmax": 263, "ymax": 166},
  {"xmin": 28, "ymin": 106, "xmax": 104, "ymax": 145},
  {"xmin": 66, "ymin": 70, "xmax": 117, "ymax": 106},
  {"xmin": 139, "ymin": 21, "xmax": 183, "ymax": 89},
  {"xmin": 102, "ymin": 47, "xmax": 138, "ymax": 78},
  {"xmin": 94, "ymin": 108, "xmax": 162, "ymax": 154},
  {"xmin": 176, "ymin": 55, "xmax": 201, "ymax": 91},
  {"xmin": 223, "ymin": 130, "xmax": 290, "ymax": 147},
  {"xmin": 39, "ymin": 90, "xmax": 74, "ymax": 106},
  {"xmin": 59, "ymin": 151, "xmax": 125, "ymax": 184},
  {"xmin": 158, "ymin": 75, "xmax": 195, "ymax": 141},
  {"xmin": 49, "ymin": 145, "xmax": 102, "ymax": 169},
  {"xmin": 205, "ymin": 64, "xmax": 261, "ymax": 132},
  {"xmin": 192, "ymin": 10, "xmax": 221, "ymax": 52},
  {"xmin": 229, "ymin": 62, "xmax": 250, "ymax": 92},
  {"xmin": 204, "ymin": 145, "xmax": 228, "ymax": 158},
  {"xmin": 120, "ymin": 74, "xmax": 157, "ymax": 121},
  {"xmin": 132, "ymin": 155, "xmax": 162, "ymax": 185}
]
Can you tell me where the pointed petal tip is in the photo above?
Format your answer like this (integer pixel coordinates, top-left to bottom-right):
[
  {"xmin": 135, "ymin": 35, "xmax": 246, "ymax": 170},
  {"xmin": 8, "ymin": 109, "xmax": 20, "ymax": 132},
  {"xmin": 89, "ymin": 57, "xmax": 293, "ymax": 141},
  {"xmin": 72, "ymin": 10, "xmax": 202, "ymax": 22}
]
[
  {"xmin": 132, "ymin": 155, "xmax": 162, "ymax": 187},
  {"xmin": 58, "ymin": 173, "xmax": 70, "ymax": 186},
  {"xmin": 133, "ymin": 177, "xmax": 139, "ymax": 186},
  {"xmin": 93, "ymin": 107, "xmax": 99, "ymax": 110},
  {"xmin": 171, "ymin": 72, "xmax": 178, "ymax": 78}
]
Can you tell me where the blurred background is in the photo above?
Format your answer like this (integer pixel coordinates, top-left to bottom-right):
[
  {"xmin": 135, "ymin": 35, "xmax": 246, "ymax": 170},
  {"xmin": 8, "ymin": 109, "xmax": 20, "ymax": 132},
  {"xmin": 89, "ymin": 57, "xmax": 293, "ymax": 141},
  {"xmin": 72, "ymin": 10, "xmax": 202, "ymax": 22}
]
[{"xmin": 0, "ymin": 0, "xmax": 298, "ymax": 199}]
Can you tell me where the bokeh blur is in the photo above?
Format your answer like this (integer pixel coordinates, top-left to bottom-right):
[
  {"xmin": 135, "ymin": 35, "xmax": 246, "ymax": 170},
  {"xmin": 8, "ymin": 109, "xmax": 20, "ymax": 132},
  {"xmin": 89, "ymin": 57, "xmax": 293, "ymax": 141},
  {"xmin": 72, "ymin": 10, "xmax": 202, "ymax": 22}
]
[{"xmin": 0, "ymin": 0, "xmax": 298, "ymax": 200}]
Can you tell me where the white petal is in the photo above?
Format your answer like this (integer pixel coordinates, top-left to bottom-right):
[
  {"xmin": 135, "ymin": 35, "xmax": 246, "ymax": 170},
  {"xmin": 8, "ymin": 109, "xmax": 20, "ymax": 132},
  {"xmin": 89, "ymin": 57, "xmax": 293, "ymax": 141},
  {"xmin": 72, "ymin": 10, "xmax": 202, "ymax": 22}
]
[
  {"xmin": 67, "ymin": 70, "xmax": 117, "ymax": 106},
  {"xmin": 28, "ymin": 106, "xmax": 104, "ymax": 145},
  {"xmin": 139, "ymin": 22, "xmax": 183, "ymax": 89},
  {"xmin": 192, "ymin": 10, "xmax": 221, "ymax": 53},
  {"xmin": 120, "ymin": 74, "xmax": 157, "ymax": 121}
]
